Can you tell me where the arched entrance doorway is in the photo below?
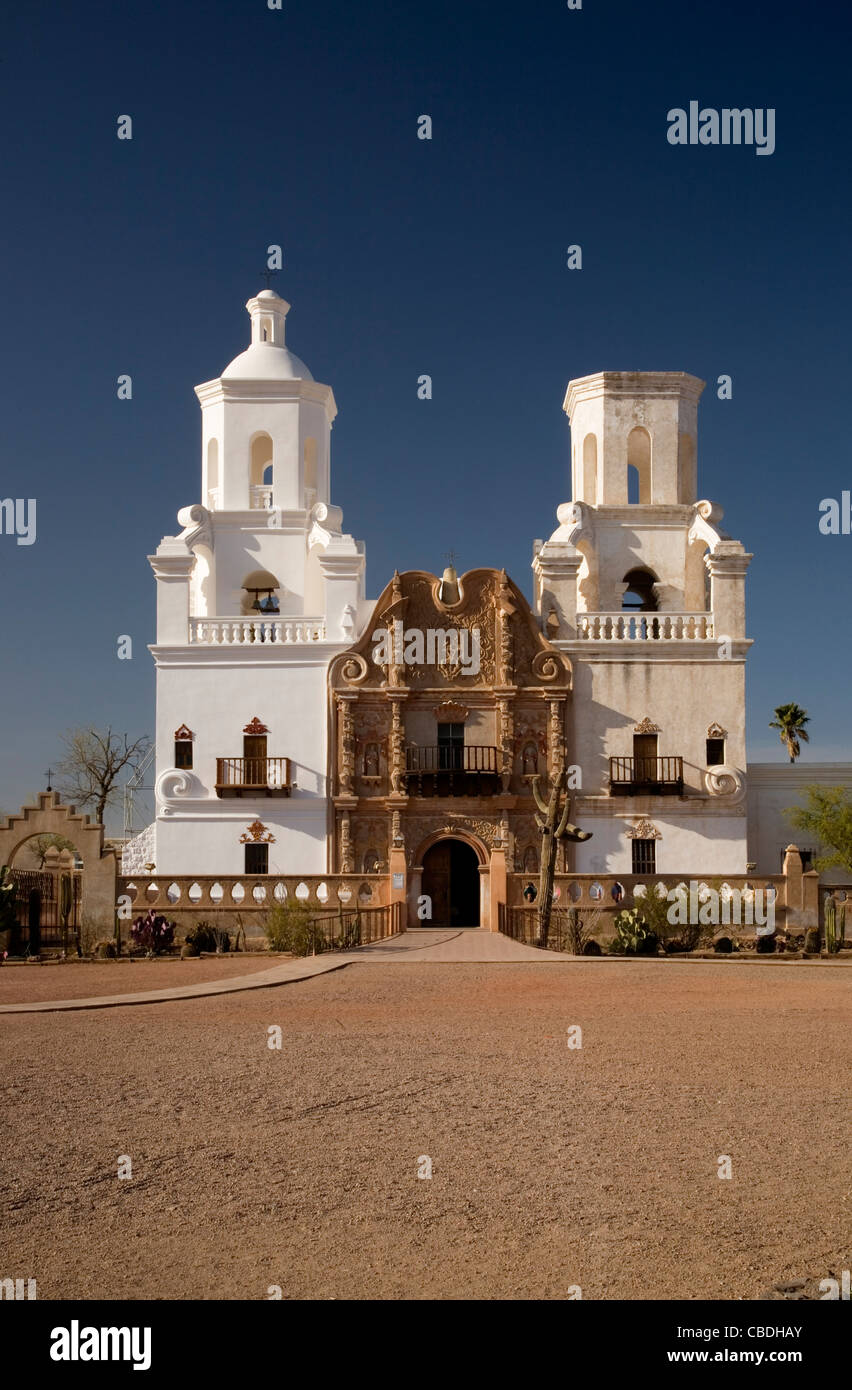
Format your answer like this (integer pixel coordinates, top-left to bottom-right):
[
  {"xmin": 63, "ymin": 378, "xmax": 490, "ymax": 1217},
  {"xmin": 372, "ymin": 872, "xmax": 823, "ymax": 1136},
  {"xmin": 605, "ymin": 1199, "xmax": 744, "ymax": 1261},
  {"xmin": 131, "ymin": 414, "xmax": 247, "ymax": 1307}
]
[{"xmin": 421, "ymin": 838, "xmax": 480, "ymax": 927}]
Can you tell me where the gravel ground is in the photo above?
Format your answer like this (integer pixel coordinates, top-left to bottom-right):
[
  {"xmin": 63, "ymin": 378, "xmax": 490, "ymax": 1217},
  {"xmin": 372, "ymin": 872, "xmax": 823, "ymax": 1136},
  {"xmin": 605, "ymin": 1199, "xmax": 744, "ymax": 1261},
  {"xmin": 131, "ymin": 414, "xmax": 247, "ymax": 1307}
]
[
  {"xmin": 1, "ymin": 960, "xmax": 849, "ymax": 1301},
  {"xmin": 0, "ymin": 956, "xmax": 277, "ymax": 1004}
]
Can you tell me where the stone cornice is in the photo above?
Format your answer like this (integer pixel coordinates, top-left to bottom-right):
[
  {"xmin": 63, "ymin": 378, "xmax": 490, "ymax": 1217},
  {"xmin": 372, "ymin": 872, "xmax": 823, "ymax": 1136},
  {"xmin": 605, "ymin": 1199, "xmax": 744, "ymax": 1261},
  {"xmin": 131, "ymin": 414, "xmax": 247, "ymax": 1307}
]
[
  {"xmin": 148, "ymin": 552, "xmax": 194, "ymax": 580},
  {"xmin": 563, "ymin": 370, "xmax": 705, "ymax": 418},
  {"xmin": 746, "ymin": 763, "xmax": 852, "ymax": 786},
  {"xmin": 194, "ymin": 376, "xmax": 337, "ymax": 422},
  {"xmin": 149, "ymin": 643, "xmax": 345, "ymax": 667}
]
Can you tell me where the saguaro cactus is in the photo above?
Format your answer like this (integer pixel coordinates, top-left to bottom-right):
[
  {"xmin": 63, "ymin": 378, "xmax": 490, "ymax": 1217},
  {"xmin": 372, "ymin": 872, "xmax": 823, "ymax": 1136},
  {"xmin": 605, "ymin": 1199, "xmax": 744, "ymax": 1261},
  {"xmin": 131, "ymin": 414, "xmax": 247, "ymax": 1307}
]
[
  {"xmin": 824, "ymin": 893, "xmax": 846, "ymax": 954},
  {"xmin": 59, "ymin": 873, "xmax": 73, "ymax": 954},
  {"xmin": 530, "ymin": 768, "xmax": 592, "ymax": 948}
]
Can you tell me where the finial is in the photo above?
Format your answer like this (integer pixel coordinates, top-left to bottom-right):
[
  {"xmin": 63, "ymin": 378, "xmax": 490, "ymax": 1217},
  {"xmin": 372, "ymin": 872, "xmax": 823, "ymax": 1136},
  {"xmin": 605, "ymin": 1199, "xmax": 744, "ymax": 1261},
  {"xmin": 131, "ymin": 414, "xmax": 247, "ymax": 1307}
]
[{"xmin": 258, "ymin": 267, "xmax": 280, "ymax": 291}]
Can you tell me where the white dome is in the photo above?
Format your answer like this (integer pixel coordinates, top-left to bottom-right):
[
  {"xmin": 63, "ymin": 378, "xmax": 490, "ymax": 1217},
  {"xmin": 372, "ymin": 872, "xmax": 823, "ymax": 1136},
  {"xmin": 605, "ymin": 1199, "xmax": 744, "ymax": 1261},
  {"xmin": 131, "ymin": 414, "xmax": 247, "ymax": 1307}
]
[{"xmin": 221, "ymin": 343, "xmax": 313, "ymax": 381}]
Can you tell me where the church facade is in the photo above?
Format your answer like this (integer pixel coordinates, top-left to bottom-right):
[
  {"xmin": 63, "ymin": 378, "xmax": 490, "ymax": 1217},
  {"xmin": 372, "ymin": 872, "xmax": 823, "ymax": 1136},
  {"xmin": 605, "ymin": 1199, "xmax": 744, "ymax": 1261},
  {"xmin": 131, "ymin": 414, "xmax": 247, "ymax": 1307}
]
[{"xmin": 130, "ymin": 287, "xmax": 761, "ymax": 927}]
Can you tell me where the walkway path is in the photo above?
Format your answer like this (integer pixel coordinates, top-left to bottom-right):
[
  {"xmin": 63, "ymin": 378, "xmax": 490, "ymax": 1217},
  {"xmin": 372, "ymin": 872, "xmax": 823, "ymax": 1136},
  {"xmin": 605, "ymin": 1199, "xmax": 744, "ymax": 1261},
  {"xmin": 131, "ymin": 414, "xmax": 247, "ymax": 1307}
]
[
  {"xmin": 2, "ymin": 930, "xmax": 839, "ymax": 1014},
  {"xmin": 0, "ymin": 930, "xmax": 553, "ymax": 1014}
]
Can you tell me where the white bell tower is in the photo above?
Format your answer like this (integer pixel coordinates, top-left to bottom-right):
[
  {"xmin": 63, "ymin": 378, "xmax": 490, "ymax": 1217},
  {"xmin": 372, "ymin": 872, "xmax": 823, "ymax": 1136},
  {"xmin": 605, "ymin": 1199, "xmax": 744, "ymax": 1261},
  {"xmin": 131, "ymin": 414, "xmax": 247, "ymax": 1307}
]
[{"xmin": 196, "ymin": 288, "xmax": 333, "ymax": 516}]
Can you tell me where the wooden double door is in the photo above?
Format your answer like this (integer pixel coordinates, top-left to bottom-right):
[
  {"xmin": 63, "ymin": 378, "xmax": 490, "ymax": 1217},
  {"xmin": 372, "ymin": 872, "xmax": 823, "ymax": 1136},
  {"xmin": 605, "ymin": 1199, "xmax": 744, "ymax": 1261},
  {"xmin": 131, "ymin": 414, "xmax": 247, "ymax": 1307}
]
[{"xmin": 421, "ymin": 840, "xmax": 480, "ymax": 927}]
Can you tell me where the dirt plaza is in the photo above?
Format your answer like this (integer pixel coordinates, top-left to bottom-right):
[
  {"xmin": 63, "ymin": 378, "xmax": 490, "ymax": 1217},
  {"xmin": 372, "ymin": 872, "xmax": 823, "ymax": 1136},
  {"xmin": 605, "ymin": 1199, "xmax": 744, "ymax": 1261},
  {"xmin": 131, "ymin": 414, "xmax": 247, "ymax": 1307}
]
[{"xmin": 1, "ymin": 953, "xmax": 849, "ymax": 1301}]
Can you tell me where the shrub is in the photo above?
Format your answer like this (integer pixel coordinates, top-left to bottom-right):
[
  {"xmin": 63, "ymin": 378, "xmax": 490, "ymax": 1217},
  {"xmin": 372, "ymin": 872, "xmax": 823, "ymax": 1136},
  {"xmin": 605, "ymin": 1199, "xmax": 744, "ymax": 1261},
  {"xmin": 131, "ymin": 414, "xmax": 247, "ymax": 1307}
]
[
  {"xmin": 333, "ymin": 912, "xmax": 361, "ymax": 950},
  {"xmin": 185, "ymin": 921, "xmax": 230, "ymax": 954},
  {"xmin": 713, "ymin": 935, "xmax": 733, "ymax": 953},
  {"xmin": 582, "ymin": 939, "xmax": 602, "ymax": 956},
  {"xmin": 130, "ymin": 909, "xmax": 176, "ymax": 955},
  {"xmin": 94, "ymin": 939, "xmax": 117, "ymax": 959},
  {"xmin": 180, "ymin": 942, "xmax": 199, "ymax": 958},
  {"xmin": 263, "ymin": 900, "xmax": 326, "ymax": 956}
]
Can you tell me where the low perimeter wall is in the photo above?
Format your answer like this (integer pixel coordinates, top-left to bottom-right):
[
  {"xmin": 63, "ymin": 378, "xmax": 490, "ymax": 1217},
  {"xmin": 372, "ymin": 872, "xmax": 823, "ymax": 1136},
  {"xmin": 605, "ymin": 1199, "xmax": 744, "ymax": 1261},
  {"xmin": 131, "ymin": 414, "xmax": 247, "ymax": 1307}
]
[
  {"xmin": 118, "ymin": 873, "xmax": 389, "ymax": 940},
  {"xmin": 507, "ymin": 863, "xmax": 818, "ymax": 937}
]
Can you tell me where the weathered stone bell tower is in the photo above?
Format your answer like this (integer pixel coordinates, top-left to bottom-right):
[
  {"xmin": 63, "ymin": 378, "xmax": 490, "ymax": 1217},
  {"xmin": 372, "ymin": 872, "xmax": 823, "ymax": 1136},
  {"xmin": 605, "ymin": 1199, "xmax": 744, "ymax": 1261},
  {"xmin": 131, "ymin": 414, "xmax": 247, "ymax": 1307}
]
[{"xmin": 533, "ymin": 371, "xmax": 752, "ymax": 876}]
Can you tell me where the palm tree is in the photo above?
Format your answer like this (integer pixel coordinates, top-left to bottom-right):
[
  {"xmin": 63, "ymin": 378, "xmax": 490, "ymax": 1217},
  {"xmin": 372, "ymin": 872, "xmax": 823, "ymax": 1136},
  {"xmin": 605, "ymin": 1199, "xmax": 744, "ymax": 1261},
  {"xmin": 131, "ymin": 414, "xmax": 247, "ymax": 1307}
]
[{"xmin": 769, "ymin": 703, "xmax": 810, "ymax": 763}]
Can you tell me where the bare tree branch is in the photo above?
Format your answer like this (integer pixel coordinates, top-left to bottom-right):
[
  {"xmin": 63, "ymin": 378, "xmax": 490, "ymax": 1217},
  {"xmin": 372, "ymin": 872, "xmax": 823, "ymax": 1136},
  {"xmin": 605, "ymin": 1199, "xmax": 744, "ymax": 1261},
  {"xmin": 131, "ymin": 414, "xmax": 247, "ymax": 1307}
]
[{"xmin": 56, "ymin": 728, "xmax": 151, "ymax": 827}]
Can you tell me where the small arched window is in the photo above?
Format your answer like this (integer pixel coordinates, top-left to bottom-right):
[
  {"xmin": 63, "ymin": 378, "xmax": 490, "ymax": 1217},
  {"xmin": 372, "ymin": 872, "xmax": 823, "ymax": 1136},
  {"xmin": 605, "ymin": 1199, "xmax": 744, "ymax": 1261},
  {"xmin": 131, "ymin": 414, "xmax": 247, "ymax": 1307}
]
[
  {"xmin": 627, "ymin": 426, "xmax": 652, "ymax": 503},
  {"xmin": 622, "ymin": 568, "xmax": 658, "ymax": 613}
]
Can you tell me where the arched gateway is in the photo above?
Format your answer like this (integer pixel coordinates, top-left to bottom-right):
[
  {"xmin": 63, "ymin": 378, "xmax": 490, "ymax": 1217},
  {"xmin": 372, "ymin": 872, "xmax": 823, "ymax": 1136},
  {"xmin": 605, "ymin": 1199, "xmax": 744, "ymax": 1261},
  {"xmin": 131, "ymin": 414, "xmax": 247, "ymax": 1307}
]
[{"xmin": 419, "ymin": 834, "xmax": 484, "ymax": 928}]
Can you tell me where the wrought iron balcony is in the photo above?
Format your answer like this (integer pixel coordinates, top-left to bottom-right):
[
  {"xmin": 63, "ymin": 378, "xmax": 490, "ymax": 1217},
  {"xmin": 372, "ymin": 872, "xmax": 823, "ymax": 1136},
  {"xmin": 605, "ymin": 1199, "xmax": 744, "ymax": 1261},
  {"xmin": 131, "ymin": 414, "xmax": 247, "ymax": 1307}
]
[
  {"xmin": 215, "ymin": 757, "xmax": 291, "ymax": 797},
  {"xmin": 609, "ymin": 756, "xmax": 684, "ymax": 796},
  {"xmin": 403, "ymin": 745, "xmax": 501, "ymax": 797}
]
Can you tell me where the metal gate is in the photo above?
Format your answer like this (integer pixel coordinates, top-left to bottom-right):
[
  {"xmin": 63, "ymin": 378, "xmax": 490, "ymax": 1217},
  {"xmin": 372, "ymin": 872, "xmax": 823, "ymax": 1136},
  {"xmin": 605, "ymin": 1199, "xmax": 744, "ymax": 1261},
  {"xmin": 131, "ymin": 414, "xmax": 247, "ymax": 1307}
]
[{"xmin": 7, "ymin": 869, "xmax": 81, "ymax": 952}]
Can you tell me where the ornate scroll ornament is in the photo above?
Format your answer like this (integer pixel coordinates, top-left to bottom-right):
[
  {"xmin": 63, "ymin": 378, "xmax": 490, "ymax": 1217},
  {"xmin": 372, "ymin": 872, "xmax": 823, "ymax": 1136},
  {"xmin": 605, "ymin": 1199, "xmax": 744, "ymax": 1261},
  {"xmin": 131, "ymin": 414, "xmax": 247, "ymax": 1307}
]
[
  {"xmin": 439, "ymin": 814, "xmax": 494, "ymax": 848},
  {"xmin": 434, "ymin": 701, "xmax": 469, "ymax": 723},
  {"xmin": 176, "ymin": 504, "xmax": 213, "ymax": 554},
  {"xmin": 625, "ymin": 819, "xmax": 661, "ymax": 840},
  {"xmin": 155, "ymin": 768, "xmax": 199, "ymax": 815},
  {"xmin": 173, "ymin": 724, "xmax": 194, "ymax": 740},
  {"xmin": 531, "ymin": 649, "xmax": 563, "ymax": 682},
  {"xmin": 391, "ymin": 809, "xmax": 404, "ymax": 847},
  {"xmin": 339, "ymin": 652, "xmax": 370, "ymax": 686},
  {"xmin": 707, "ymin": 722, "xmax": 727, "ymax": 739},
  {"xmin": 704, "ymin": 765, "xmax": 746, "ymax": 804},
  {"xmin": 243, "ymin": 716, "xmax": 268, "ymax": 735},
  {"xmin": 688, "ymin": 499, "xmax": 725, "ymax": 553},
  {"xmin": 239, "ymin": 820, "xmax": 276, "ymax": 844},
  {"xmin": 633, "ymin": 717, "xmax": 660, "ymax": 734},
  {"xmin": 554, "ymin": 500, "xmax": 594, "ymax": 549}
]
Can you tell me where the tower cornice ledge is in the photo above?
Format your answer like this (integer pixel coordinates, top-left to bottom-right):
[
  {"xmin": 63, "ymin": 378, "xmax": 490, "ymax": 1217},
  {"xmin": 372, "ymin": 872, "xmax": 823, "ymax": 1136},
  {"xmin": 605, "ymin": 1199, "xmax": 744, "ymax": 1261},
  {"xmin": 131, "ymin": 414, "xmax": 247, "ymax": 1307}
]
[
  {"xmin": 563, "ymin": 370, "xmax": 705, "ymax": 417},
  {"xmin": 194, "ymin": 377, "xmax": 337, "ymax": 421}
]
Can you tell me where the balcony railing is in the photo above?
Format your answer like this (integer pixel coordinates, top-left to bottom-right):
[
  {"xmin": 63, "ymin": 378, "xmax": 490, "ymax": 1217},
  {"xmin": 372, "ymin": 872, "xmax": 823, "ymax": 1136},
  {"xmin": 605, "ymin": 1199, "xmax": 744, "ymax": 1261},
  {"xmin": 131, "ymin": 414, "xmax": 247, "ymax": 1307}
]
[
  {"xmin": 190, "ymin": 618, "xmax": 327, "ymax": 645},
  {"xmin": 250, "ymin": 484, "xmax": 273, "ymax": 509},
  {"xmin": 609, "ymin": 756, "xmax": 684, "ymax": 795},
  {"xmin": 577, "ymin": 613, "xmax": 714, "ymax": 641},
  {"xmin": 403, "ymin": 745, "xmax": 501, "ymax": 797},
  {"xmin": 215, "ymin": 757, "xmax": 291, "ymax": 797}
]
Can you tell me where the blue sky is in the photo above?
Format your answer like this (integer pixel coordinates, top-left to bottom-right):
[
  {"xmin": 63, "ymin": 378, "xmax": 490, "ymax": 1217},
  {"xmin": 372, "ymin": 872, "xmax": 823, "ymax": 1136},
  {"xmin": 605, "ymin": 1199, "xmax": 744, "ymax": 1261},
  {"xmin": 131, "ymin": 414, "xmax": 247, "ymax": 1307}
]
[{"xmin": 1, "ymin": 0, "xmax": 849, "ymax": 826}]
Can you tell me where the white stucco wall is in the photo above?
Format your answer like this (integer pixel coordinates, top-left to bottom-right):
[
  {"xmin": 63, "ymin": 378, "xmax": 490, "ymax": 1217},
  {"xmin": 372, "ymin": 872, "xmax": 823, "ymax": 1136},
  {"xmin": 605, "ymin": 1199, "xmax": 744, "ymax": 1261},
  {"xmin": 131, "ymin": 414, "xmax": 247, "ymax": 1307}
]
[{"xmin": 747, "ymin": 764, "xmax": 852, "ymax": 881}]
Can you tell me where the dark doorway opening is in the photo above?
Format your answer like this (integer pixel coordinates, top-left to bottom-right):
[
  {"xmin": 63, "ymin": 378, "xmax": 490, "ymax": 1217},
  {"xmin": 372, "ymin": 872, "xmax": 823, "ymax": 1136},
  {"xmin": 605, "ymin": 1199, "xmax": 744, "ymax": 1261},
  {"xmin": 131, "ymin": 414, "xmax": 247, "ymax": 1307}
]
[{"xmin": 421, "ymin": 839, "xmax": 480, "ymax": 927}]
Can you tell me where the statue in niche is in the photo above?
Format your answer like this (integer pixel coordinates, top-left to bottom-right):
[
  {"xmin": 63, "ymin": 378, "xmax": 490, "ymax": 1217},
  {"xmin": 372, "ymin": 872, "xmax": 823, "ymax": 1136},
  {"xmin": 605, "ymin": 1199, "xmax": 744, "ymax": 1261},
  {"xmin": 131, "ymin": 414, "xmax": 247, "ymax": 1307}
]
[
  {"xmin": 363, "ymin": 742, "xmax": 380, "ymax": 778},
  {"xmin": 522, "ymin": 742, "xmax": 539, "ymax": 776},
  {"xmin": 523, "ymin": 845, "xmax": 539, "ymax": 873}
]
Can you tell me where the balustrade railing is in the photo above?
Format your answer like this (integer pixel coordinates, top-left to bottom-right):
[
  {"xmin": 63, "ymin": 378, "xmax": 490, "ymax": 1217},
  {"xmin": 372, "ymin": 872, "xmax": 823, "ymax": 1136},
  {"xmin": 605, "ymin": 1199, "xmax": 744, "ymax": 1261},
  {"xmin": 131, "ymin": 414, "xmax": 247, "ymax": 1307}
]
[
  {"xmin": 609, "ymin": 756, "xmax": 684, "ymax": 792},
  {"xmin": 189, "ymin": 617, "xmax": 327, "ymax": 645},
  {"xmin": 576, "ymin": 613, "xmax": 714, "ymax": 641},
  {"xmin": 250, "ymin": 485, "xmax": 273, "ymax": 509},
  {"xmin": 216, "ymin": 757, "xmax": 290, "ymax": 794},
  {"xmin": 405, "ymin": 745, "xmax": 499, "ymax": 773}
]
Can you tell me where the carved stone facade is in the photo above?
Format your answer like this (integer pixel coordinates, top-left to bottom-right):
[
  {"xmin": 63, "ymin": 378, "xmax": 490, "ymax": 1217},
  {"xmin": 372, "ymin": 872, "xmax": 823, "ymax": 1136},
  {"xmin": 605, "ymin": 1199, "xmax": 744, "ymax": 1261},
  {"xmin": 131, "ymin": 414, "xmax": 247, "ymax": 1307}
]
[{"xmin": 328, "ymin": 567, "xmax": 577, "ymax": 923}]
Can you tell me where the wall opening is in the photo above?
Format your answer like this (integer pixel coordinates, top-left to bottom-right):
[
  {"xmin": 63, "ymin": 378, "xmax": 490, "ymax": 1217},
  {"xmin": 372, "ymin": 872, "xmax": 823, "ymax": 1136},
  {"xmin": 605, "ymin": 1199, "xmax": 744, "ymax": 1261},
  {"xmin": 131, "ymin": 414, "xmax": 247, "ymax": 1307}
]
[
  {"xmin": 627, "ymin": 426, "xmax": 652, "ymax": 503},
  {"xmin": 250, "ymin": 433, "xmax": 273, "ymax": 487},
  {"xmin": 421, "ymin": 839, "xmax": 480, "ymax": 927}
]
